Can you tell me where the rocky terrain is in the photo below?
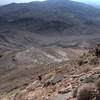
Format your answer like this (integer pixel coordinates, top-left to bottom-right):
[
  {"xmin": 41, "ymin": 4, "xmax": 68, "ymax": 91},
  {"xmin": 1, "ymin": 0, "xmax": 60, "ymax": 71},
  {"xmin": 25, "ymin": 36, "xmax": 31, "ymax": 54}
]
[
  {"xmin": 0, "ymin": 46, "xmax": 86, "ymax": 96},
  {"xmin": 0, "ymin": 0, "xmax": 100, "ymax": 100},
  {"xmin": 0, "ymin": 44, "xmax": 100, "ymax": 100}
]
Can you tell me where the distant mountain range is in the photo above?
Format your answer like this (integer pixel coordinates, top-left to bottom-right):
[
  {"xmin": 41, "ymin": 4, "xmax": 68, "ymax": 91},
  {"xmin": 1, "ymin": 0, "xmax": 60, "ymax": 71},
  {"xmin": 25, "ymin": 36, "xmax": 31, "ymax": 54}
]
[
  {"xmin": 0, "ymin": 0, "xmax": 100, "ymax": 52},
  {"xmin": 92, "ymin": 4, "xmax": 100, "ymax": 8}
]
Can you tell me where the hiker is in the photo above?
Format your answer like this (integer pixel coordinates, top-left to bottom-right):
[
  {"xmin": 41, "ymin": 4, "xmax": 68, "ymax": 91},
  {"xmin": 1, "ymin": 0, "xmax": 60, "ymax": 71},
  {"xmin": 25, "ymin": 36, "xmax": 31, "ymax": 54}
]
[{"xmin": 38, "ymin": 75, "xmax": 42, "ymax": 81}]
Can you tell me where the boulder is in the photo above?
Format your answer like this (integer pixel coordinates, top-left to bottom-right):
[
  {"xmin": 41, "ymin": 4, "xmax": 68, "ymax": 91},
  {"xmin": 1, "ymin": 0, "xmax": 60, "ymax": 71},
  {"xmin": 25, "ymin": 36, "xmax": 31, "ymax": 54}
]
[{"xmin": 51, "ymin": 74, "xmax": 62, "ymax": 85}]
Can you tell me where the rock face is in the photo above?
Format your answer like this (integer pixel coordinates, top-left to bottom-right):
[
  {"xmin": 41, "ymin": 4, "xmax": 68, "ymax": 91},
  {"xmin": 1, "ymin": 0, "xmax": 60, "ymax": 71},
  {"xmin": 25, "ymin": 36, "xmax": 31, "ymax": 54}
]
[{"xmin": 51, "ymin": 74, "xmax": 62, "ymax": 85}]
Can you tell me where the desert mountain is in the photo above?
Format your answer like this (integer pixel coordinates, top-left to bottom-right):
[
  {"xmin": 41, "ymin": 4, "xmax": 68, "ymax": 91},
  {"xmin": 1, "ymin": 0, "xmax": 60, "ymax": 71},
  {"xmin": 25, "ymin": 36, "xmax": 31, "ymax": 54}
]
[
  {"xmin": 0, "ymin": 0, "xmax": 100, "ymax": 52},
  {"xmin": 0, "ymin": 1, "xmax": 100, "ymax": 99}
]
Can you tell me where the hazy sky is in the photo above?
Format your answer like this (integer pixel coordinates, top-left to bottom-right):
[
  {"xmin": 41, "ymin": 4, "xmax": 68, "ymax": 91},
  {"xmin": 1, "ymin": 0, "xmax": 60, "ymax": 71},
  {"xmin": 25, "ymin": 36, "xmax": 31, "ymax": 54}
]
[
  {"xmin": 0, "ymin": 0, "xmax": 100, "ymax": 5},
  {"xmin": 72, "ymin": 0, "xmax": 100, "ymax": 5},
  {"xmin": 0, "ymin": 0, "xmax": 45, "ymax": 5}
]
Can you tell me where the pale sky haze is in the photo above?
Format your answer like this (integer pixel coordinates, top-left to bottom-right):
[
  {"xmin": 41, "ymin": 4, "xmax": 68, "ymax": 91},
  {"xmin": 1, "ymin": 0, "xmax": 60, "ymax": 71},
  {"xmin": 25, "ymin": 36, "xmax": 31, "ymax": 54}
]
[
  {"xmin": 72, "ymin": 0, "xmax": 100, "ymax": 5},
  {"xmin": 0, "ymin": 0, "xmax": 100, "ymax": 6},
  {"xmin": 0, "ymin": 0, "xmax": 45, "ymax": 5}
]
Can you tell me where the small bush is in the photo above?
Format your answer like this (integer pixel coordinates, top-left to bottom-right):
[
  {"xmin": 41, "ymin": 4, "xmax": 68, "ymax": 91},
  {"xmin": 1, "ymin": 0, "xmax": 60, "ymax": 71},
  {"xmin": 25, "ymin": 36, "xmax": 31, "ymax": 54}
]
[
  {"xmin": 77, "ymin": 59, "xmax": 83, "ymax": 66},
  {"xmin": 77, "ymin": 84, "xmax": 98, "ymax": 100}
]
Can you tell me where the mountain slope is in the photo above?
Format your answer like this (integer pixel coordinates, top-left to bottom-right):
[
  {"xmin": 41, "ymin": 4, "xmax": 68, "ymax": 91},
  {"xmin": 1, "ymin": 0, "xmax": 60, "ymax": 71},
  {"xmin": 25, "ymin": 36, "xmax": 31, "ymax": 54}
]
[
  {"xmin": 0, "ymin": 0, "xmax": 100, "ymax": 52},
  {"xmin": 0, "ymin": 44, "xmax": 100, "ymax": 100},
  {"xmin": 0, "ymin": 46, "xmax": 86, "ymax": 95}
]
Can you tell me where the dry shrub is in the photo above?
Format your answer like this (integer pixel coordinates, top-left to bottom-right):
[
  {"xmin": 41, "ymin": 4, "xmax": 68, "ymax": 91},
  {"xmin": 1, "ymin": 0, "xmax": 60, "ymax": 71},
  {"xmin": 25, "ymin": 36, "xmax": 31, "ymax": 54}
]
[
  {"xmin": 77, "ymin": 59, "xmax": 83, "ymax": 66},
  {"xmin": 77, "ymin": 83, "xmax": 98, "ymax": 100}
]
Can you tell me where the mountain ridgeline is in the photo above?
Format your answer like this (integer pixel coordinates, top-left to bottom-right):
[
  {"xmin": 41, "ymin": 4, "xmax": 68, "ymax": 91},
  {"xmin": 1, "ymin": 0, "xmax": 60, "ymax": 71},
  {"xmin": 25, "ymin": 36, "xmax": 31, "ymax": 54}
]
[{"xmin": 0, "ymin": 0, "xmax": 100, "ymax": 52}]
